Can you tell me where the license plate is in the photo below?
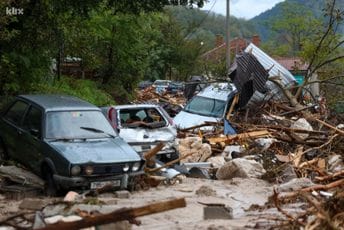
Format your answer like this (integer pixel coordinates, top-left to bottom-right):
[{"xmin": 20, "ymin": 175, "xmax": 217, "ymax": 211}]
[{"xmin": 90, "ymin": 180, "xmax": 121, "ymax": 189}]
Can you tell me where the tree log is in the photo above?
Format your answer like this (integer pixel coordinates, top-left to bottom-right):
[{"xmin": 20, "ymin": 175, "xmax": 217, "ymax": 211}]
[{"xmin": 37, "ymin": 198, "xmax": 186, "ymax": 230}]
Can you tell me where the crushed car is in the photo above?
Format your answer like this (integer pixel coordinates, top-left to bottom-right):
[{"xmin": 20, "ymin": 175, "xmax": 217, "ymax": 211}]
[
  {"xmin": 0, "ymin": 95, "xmax": 144, "ymax": 195},
  {"xmin": 174, "ymin": 82, "xmax": 237, "ymax": 129},
  {"xmin": 101, "ymin": 104, "xmax": 179, "ymax": 163}
]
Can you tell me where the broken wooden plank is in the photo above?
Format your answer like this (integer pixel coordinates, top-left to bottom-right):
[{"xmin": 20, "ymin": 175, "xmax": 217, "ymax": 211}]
[
  {"xmin": 207, "ymin": 130, "xmax": 271, "ymax": 145},
  {"xmin": 147, "ymin": 150, "xmax": 198, "ymax": 173},
  {"xmin": 37, "ymin": 198, "xmax": 186, "ymax": 230},
  {"xmin": 279, "ymin": 179, "xmax": 344, "ymax": 200},
  {"xmin": 143, "ymin": 142, "xmax": 165, "ymax": 160}
]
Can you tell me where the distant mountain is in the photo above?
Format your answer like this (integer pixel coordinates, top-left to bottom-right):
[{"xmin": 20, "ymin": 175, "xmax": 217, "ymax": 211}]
[{"xmin": 250, "ymin": 0, "xmax": 344, "ymax": 41}]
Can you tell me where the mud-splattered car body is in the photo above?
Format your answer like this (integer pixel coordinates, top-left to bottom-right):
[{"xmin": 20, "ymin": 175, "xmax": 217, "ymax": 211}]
[
  {"xmin": 0, "ymin": 95, "xmax": 143, "ymax": 195},
  {"xmin": 102, "ymin": 104, "xmax": 179, "ymax": 163}
]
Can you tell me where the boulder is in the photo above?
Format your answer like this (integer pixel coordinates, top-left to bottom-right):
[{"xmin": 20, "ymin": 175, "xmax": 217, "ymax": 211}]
[
  {"xmin": 207, "ymin": 156, "xmax": 226, "ymax": 168},
  {"xmin": 328, "ymin": 154, "xmax": 344, "ymax": 173},
  {"xmin": 276, "ymin": 178, "xmax": 315, "ymax": 192},
  {"xmin": 216, "ymin": 158, "xmax": 266, "ymax": 180},
  {"xmin": 290, "ymin": 118, "xmax": 313, "ymax": 140},
  {"xmin": 178, "ymin": 137, "xmax": 212, "ymax": 163}
]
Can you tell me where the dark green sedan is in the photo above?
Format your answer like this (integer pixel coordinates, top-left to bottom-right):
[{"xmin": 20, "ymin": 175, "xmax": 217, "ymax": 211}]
[{"xmin": 0, "ymin": 95, "xmax": 144, "ymax": 195}]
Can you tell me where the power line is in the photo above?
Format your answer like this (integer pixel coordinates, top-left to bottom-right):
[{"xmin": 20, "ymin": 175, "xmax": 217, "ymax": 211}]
[{"xmin": 184, "ymin": 0, "xmax": 217, "ymax": 39}]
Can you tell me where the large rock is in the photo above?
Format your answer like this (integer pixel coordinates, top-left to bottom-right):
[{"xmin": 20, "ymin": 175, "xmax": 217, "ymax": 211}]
[
  {"xmin": 207, "ymin": 156, "xmax": 226, "ymax": 168},
  {"xmin": 178, "ymin": 137, "xmax": 212, "ymax": 163},
  {"xmin": 328, "ymin": 154, "xmax": 344, "ymax": 173},
  {"xmin": 276, "ymin": 178, "xmax": 315, "ymax": 192},
  {"xmin": 290, "ymin": 118, "xmax": 313, "ymax": 140},
  {"xmin": 216, "ymin": 158, "xmax": 266, "ymax": 180}
]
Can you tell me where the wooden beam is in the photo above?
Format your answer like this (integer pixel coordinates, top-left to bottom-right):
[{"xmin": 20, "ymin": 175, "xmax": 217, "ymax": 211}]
[
  {"xmin": 207, "ymin": 130, "xmax": 271, "ymax": 145},
  {"xmin": 37, "ymin": 198, "xmax": 186, "ymax": 230}
]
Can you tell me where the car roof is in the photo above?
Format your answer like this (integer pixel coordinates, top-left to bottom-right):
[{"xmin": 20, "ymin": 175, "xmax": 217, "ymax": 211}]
[
  {"xmin": 196, "ymin": 83, "xmax": 237, "ymax": 101},
  {"xmin": 18, "ymin": 94, "xmax": 100, "ymax": 112},
  {"xmin": 111, "ymin": 104, "xmax": 160, "ymax": 110}
]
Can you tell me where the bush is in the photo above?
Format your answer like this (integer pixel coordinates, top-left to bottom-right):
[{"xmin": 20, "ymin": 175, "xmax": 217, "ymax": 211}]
[{"xmin": 32, "ymin": 76, "xmax": 115, "ymax": 106}]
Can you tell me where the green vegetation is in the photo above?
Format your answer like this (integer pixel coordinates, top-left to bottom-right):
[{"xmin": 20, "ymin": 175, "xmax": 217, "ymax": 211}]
[
  {"xmin": 0, "ymin": 0, "xmax": 206, "ymax": 104},
  {"xmin": 0, "ymin": 0, "xmax": 342, "ymax": 106},
  {"xmin": 32, "ymin": 77, "xmax": 115, "ymax": 106}
]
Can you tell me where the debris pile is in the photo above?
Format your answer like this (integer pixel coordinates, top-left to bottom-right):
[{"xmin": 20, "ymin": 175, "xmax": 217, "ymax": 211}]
[{"xmin": 134, "ymin": 86, "xmax": 186, "ymax": 117}]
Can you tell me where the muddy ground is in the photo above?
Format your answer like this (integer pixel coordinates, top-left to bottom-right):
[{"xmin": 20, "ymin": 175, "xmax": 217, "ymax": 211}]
[{"xmin": 0, "ymin": 177, "xmax": 300, "ymax": 229}]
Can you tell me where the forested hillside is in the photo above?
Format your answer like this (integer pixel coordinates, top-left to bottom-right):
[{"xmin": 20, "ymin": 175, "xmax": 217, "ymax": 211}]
[
  {"xmin": 251, "ymin": 0, "xmax": 344, "ymax": 41},
  {"xmin": 166, "ymin": 6, "xmax": 257, "ymax": 49}
]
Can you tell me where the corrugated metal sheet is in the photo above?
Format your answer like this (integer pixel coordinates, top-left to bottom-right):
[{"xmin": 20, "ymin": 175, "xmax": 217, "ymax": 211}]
[
  {"xmin": 244, "ymin": 43, "xmax": 297, "ymax": 104},
  {"xmin": 245, "ymin": 43, "xmax": 296, "ymax": 86},
  {"xmin": 235, "ymin": 52, "xmax": 269, "ymax": 93}
]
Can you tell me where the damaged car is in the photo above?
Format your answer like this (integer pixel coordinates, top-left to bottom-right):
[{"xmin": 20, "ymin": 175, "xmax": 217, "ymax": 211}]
[
  {"xmin": 174, "ymin": 83, "xmax": 237, "ymax": 129},
  {"xmin": 102, "ymin": 104, "xmax": 179, "ymax": 163},
  {"xmin": 0, "ymin": 95, "xmax": 144, "ymax": 195}
]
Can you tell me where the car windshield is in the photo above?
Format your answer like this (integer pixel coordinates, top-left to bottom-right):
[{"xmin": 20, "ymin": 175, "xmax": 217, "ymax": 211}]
[
  {"xmin": 119, "ymin": 107, "xmax": 167, "ymax": 129},
  {"xmin": 184, "ymin": 96, "xmax": 226, "ymax": 118},
  {"xmin": 45, "ymin": 110, "xmax": 117, "ymax": 139}
]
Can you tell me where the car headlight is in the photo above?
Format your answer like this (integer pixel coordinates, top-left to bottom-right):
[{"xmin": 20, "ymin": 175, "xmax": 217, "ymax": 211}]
[
  {"xmin": 132, "ymin": 162, "xmax": 141, "ymax": 172},
  {"xmin": 84, "ymin": 166, "xmax": 94, "ymax": 175},
  {"xmin": 123, "ymin": 163, "xmax": 129, "ymax": 172},
  {"xmin": 71, "ymin": 165, "xmax": 81, "ymax": 176}
]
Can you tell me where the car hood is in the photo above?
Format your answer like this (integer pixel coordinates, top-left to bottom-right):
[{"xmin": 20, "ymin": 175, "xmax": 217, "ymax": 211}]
[
  {"xmin": 48, "ymin": 138, "xmax": 141, "ymax": 164},
  {"xmin": 119, "ymin": 126, "xmax": 176, "ymax": 143},
  {"xmin": 173, "ymin": 110, "xmax": 221, "ymax": 129}
]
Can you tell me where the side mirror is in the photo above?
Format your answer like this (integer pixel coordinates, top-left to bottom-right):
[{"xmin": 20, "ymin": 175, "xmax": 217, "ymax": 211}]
[{"xmin": 30, "ymin": 128, "xmax": 40, "ymax": 138}]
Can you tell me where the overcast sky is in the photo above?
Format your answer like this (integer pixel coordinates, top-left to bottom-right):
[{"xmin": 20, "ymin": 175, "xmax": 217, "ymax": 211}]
[{"xmin": 202, "ymin": 0, "xmax": 285, "ymax": 19}]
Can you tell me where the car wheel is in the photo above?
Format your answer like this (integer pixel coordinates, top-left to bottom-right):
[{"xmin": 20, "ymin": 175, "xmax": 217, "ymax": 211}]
[
  {"xmin": 44, "ymin": 168, "xmax": 58, "ymax": 197},
  {"xmin": 0, "ymin": 139, "xmax": 8, "ymax": 164}
]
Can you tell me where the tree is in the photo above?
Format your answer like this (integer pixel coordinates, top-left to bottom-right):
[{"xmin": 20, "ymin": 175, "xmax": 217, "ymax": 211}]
[{"xmin": 262, "ymin": 1, "xmax": 321, "ymax": 56}]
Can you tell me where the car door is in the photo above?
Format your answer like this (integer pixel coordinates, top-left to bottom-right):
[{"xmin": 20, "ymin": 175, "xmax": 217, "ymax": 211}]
[
  {"xmin": 21, "ymin": 105, "xmax": 44, "ymax": 173},
  {"xmin": 0, "ymin": 100, "xmax": 29, "ymax": 159}
]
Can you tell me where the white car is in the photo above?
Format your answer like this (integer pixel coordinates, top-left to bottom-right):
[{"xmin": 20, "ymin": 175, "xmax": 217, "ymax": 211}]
[
  {"xmin": 174, "ymin": 83, "xmax": 237, "ymax": 129},
  {"xmin": 102, "ymin": 104, "xmax": 178, "ymax": 163}
]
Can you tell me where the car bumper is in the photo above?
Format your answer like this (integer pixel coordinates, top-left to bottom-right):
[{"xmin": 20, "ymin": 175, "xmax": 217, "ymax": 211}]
[{"xmin": 53, "ymin": 171, "xmax": 144, "ymax": 190}]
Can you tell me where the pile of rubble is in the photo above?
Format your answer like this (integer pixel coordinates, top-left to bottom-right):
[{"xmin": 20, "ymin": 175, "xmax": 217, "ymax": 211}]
[
  {"xmin": 171, "ymin": 99, "xmax": 344, "ymax": 229},
  {"xmin": 134, "ymin": 86, "xmax": 186, "ymax": 117},
  {"xmin": 0, "ymin": 88, "xmax": 343, "ymax": 229}
]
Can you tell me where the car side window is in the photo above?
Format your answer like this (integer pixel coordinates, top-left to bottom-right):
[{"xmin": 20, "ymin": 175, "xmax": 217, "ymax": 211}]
[
  {"xmin": 23, "ymin": 106, "xmax": 42, "ymax": 136},
  {"xmin": 4, "ymin": 100, "xmax": 29, "ymax": 126}
]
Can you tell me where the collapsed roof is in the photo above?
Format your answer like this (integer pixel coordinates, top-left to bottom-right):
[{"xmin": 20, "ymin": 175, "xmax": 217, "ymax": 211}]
[{"xmin": 229, "ymin": 43, "xmax": 296, "ymax": 108}]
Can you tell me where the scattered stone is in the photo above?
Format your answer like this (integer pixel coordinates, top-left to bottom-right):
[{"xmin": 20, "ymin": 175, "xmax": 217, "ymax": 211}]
[
  {"xmin": 42, "ymin": 204, "xmax": 68, "ymax": 217},
  {"xmin": 207, "ymin": 156, "xmax": 226, "ymax": 168},
  {"xmin": 290, "ymin": 118, "xmax": 313, "ymax": 140},
  {"xmin": 19, "ymin": 198, "xmax": 50, "ymax": 210},
  {"xmin": 115, "ymin": 190, "xmax": 130, "ymax": 199},
  {"xmin": 0, "ymin": 165, "xmax": 44, "ymax": 188},
  {"xmin": 196, "ymin": 185, "xmax": 217, "ymax": 197},
  {"xmin": 277, "ymin": 178, "xmax": 315, "ymax": 192},
  {"xmin": 328, "ymin": 154, "xmax": 344, "ymax": 173},
  {"xmin": 33, "ymin": 211, "xmax": 45, "ymax": 229},
  {"xmin": 255, "ymin": 138, "xmax": 277, "ymax": 151},
  {"xmin": 216, "ymin": 158, "xmax": 266, "ymax": 180},
  {"xmin": 178, "ymin": 137, "xmax": 212, "ymax": 163},
  {"xmin": 0, "ymin": 185, "xmax": 42, "ymax": 200},
  {"xmin": 279, "ymin": 165, "xmax": 298, "ymax": 183},
  {"xmin": 98, "ymin": 221, "xmax": 132, "ymax": 230},
  {"xmin": 203, "ymin": 205, "xmax": 233, "ymax": 220},
  {"xmin": 64, "ymin": 191, "xmax": 82, "ymax": 202}
]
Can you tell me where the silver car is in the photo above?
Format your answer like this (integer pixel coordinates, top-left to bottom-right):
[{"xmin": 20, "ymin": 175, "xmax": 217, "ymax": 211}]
[
  {"xmin": 102, "ymin": 104, "xmax": 178, "ymax": 163},
  {"xmin": 174, "ymin": 83, "xmax": 237, "ymax": 129}
]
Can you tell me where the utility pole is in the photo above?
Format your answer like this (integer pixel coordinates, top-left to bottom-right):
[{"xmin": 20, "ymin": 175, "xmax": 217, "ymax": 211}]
[{"xmin": 226, "ymin": 0, "xmax": 231, "ymax": 74}]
